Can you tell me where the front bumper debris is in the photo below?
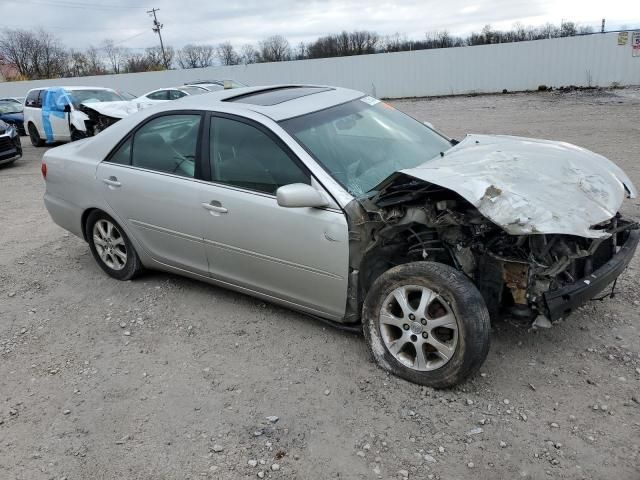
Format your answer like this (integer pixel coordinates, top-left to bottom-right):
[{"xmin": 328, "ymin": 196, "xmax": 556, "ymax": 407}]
[{"xmin": 544, "ymin": 229, "xmax": 640, "ymax": 320}]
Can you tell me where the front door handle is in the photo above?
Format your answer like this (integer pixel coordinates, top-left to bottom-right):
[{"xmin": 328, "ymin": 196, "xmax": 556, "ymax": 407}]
[
  {"xmin": 103, "ymin": 176, "xmax": 121, "ymax": 187},
  {"xmin": 201, "ymin": 201, "xmax": 228, "ymax": 214}
]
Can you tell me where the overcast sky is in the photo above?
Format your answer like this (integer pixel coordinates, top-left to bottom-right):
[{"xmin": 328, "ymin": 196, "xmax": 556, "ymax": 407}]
[{"xmin": 2, "ymin": 0, "xmax": 639, "ymax": 51}]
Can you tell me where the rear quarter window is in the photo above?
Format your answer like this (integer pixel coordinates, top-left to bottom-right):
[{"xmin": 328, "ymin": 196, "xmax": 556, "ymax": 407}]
[{"xmin": 25, "ymin": 90, "xmax": 43, "ymax": 108}]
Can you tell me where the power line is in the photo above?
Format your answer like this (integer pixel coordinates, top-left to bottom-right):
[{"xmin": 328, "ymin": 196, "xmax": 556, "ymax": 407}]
[
  {"xmin": 94, "ymin": 31, "xmax": 150, "ymax": 49},
  {"xmin": 9, "ymin": 0, "xmax": 148, "ymax": 10},
  {"xmin": 0, "ymin": 23, "xmax": 142, "ymax": 32},
  {"xmin": 147, "ymin": 8, "xmax": 169, "ymax": 69}
]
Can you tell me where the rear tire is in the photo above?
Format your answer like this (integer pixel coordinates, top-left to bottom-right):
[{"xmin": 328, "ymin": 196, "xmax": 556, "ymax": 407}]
[
  {"xmin": 85, "ymin": 211, "xmax": 142, "ymax": 281},
  {"xmin": 28, "ymin": 123, "xmax": 45, "ymax": 147},
  {"xmin": 362, "ymin": 261, "xmax": 491, "ymax": 388}
]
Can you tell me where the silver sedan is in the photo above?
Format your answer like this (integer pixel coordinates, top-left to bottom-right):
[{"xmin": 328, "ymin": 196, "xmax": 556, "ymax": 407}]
[{"xmin": 43, "ymin": 85, "xmax": 638, "ymax": 388}]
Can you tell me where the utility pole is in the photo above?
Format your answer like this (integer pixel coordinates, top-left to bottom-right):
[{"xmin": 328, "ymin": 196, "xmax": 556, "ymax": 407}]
[
  {"xmin": 147, "ymin": 8, "xmax": 169, "ymax": 69},
  {"xmin": 601, "ymin": 18, "xmax": 606, "ymax": 33}
]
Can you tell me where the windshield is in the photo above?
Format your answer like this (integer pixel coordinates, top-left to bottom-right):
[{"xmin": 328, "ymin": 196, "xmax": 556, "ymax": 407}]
[
  {"xmin": 0, "ymin": 101, "xmax": 23, "ymax": 114},
  {"xmin": 222, "ymin": 80, "xmax": 247, "ymax": 88},
  {"xmin": 280, "ymin": 97, "xmax": 452, "ymax": 197},
  {"xmin": 67, "ymin": 89, "xmax": 125, "ymax": 107},
  {"xmin": 179, "ymin": 86, "xmax": 207, "ymax": 96},
  {"xmin": 118, "ymin": 91, "xmax": 137, "ymax": 100}
]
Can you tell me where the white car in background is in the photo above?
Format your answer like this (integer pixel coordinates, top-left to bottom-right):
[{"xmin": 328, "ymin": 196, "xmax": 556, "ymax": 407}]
[
  {"xmin": 132, "ymin": 85, "xmax": 208, "ymax": 109},
  {"xmin": 24, "ymin": 86, "xmax": 129, "ymax": 145},
  {"xmin": 79, "ymin": 84, "xmax": 247, "ymax": 134},
  {"xmin": 184, "ymin": 79, "xmax": 248, "ymax": 92}
]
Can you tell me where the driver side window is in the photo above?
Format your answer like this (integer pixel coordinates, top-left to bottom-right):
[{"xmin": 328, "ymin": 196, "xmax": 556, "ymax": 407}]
[
  {"xmin": 209, "ymin": 117, "xmax": 309, "ymax": 195},
  {"xmin": 131, "ymin": 114, "xmax": 201, "ymax": 178}
]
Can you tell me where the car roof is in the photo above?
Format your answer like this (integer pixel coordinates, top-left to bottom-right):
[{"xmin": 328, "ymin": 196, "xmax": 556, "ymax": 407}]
[
  {"xmin": 27, "ymin": 86, "xmax": 115, "ymax": 92},
  {"xmin": 171, "ymin": 84, "xmax": 364, "ymax": 121},
  {"xmin": 185, "ymin": 80, "xmax": 235, "ymax": 85}
]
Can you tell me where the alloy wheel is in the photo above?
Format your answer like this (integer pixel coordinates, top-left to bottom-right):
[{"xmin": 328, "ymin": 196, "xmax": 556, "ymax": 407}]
[
  {"xmin": 379, "ymin": 285, "xmax": 459, "ymax": 371},
  {"xmin": 92, "ymin": 219, "xmax": 127, "ymax": 270}
]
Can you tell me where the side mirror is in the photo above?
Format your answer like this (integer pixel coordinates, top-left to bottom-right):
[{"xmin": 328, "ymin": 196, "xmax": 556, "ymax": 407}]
[
  {"xmin": 276, "ymin": 183, "xmax": 329, "ymax": 208},
  {"xmin": 423, "ymin": 121, "xmax": 434, "ymax": 129},
  {"xmin": 63, "ymin": 104, "xmax": 71, "ymax": 113}
]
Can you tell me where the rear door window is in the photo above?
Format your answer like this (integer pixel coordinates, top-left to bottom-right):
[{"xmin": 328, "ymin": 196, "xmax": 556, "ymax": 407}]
[
  {"xmin": 169, "ymin": 90, "xmax": 187, "ymax": 100},
  {"xmin": 108, "ymin": 138, "xmax": 132, "ymax": 165},
  {"xmin": 131, "ymin": 114, "xmax": 201, "ymax": 178}
]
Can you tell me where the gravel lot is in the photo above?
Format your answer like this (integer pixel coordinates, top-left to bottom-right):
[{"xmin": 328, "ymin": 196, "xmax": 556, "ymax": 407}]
[{"xmin": 1, "ymin": 89, "xmax": 639, "ymax": 480}]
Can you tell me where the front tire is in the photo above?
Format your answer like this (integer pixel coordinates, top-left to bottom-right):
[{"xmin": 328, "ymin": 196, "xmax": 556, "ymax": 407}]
[
  {"xmin": 86, "ymin": 211, "xmax": 142, "ymax": 280},
  {"xmin": 362, "ymin": 262, "xmax": 490, "ymax": 388}
]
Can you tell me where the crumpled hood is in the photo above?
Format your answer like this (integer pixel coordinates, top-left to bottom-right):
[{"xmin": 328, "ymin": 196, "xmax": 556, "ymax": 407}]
[
  {"xmin": 81, "ymin": 100, "xmax": 140, "ymax": 119},
  {"xmin": 397, "ymin": 134, "xmax": 637, "ymax": 238}
]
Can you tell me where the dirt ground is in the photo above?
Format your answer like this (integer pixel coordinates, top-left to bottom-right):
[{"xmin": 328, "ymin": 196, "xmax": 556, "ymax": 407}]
[{"xmin": 1, "ymin": 89, "xmax": 639, "ymax": 480}]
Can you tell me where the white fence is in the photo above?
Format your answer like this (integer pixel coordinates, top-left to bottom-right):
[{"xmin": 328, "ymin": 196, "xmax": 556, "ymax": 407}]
[{"xmin": 1, "ymin": 31, "xmax": 639, "ymax": 99}]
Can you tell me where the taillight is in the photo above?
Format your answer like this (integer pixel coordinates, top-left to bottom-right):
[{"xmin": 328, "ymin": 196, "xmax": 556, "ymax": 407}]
[{"xmin": 41, "ymin": 161, "xmax": 47, "ymax": 179}]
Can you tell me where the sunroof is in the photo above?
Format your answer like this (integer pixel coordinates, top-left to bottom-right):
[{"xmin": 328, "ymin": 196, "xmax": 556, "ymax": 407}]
[{"xmin": 224, "ymin": 86, "xmax": 333, "ymax": 106}]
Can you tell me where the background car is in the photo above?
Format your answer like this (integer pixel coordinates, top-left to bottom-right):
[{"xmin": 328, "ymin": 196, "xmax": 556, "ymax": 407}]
[
  {"xmin": 24, "ymin": 86, "xmax": 128, "ymax": 146},
  {"xmin": 115, "ymin": 90, "xmax": 137, "ymax": 101},
  {"xmin": 0, "ymin": 119, "xmax": 22, "ymax": 167},
  {"xmin": 0, "ymin": 99, "xmax": 25, "ymax": 135},
  {"xmin": 184, "ymin": 79, "xmax": 248, "ymax": 91},
  {"xmin": 0, "ymin": 96, "xmax": 26, "ymax": 104},
  {"xmin": 41, "ymin": 85, "xmax": 638, "ymax": 388},
  {"xmin": 133, "ymin": 85, "xmax": 207, "ymax": 109}
]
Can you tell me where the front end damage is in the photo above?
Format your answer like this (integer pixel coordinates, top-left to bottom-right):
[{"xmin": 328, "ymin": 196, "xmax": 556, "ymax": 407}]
[
  {"xmin": 345, "ymin": 175, "xmax": 638, "ymax": 326},
  {"xmin": 78, "ymin": 101, "xmax": 138, "ymax": 136},
  {"xmin": 79, "ymin": 105, "xmax": 119, "ymax": 136}
]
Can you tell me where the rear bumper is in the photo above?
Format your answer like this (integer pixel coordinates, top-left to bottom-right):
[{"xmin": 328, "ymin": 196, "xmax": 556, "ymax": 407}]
[
  {"xmin": 544, "ymin": 229, "xmax": 640, "ymax": 320},
  {"xmin": 44, "ymin": 193, "xmax": 84, "ymax": 239}
]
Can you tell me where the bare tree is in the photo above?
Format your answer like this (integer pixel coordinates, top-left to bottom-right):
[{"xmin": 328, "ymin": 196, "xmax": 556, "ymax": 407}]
[
  {"xmin": 144, "ymin": 45, "xmax": 173, "ymax": 70},
  {"xmin": 240, "ymin": 44, "xmax": 258, "ymax": 64},
  {"xmin": 294, "ymin": 41, "xmax": 307, "ymax": 60},
  {"xmin": 216, "ymin": 41, "xmax": 239, "ymax": 66},
  {"xmin": 102, "ymin": 39, "xmax": 125, "ymax": 74},
  {"xmin": 177, "ymin": 44, "xmax": 215, "ymax": 68},
  {"xmin": 66, "ymin": 49, "xmax": 88, "ymax": 77},
  {"xmin": 0, "ymin": 28, "xmax": 67, "ymax": 79},
  {"xmin": 560, "ymin": 21, "xmax": 577, "ymax": 37},
  {"xmin": 383, "ymin": 33, "xmax": 405, "ymax": 52},
  {"xmin": 66, "ymin": 46, "xmax": 105, "ymax": 77},
  {"xmin": 258, "ymin": 35, "xmax": 290, "ymax": 62},
  {"xmin": 0, "ymin": 29, "xmax": 36, "ymax": 78},
  {"xmin": 577, "ymin": 25, "xmax": 594, "ymax": 35}
]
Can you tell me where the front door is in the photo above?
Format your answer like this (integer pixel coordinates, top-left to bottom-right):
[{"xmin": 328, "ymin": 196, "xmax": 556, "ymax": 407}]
[
  {"xmin": 199, "ymin": 115, "xmax": 349, "ymax": 319},
  {"xmin": 96, "ymin": 112, "xmax": 207, "ymax": 274}
]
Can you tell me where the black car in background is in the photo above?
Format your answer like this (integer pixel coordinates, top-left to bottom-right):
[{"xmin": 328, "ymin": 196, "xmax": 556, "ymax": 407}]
[
  {"xmin": 0, "ymin": 99, "xmax": 25, "ymax": 135},
  {"xmin": 0, "ymin": 119, "xmax": 22, "ymax": 167}
]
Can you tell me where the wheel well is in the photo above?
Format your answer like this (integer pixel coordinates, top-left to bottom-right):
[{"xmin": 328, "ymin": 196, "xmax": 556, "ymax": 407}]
[{"xmin": 80, "ymin": 208, "xmax": 99, "ymax": 241}]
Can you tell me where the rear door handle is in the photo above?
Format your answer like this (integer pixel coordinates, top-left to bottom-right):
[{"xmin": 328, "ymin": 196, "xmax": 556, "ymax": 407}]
[
  {"xmin": 103, "ymin": 176, "xmax": 121, "ymax": 187},
  {"xmin": 201, "ymin": 201, "xmax": 228, "ymax": 214}
]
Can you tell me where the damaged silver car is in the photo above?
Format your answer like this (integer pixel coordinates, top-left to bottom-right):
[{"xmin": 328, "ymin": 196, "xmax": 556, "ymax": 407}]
[{"xmin": 42, "ymin": 85, "xmax": 639, "ymax": 388}]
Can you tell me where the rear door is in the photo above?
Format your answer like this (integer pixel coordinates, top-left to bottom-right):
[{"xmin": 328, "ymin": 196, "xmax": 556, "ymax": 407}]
[
  {"xmin": 96, "ymin": 111, "xmax": 208, "ymax": 274},
  {"xmin": 24, "ymin": 89, "xmax": 44, "ymax": 137},
  {"xmin": 198, "ymin": 113, "xmax": 349, "ymax": 319}
]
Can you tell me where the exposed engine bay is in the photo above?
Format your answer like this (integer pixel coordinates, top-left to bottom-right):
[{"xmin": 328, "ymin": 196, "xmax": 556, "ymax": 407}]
[
  {"xmin": 345, "ymin": 175, "xmax": 639, "ymax": 325},
  {"xmin": 78, "ymin": 104, "xmax": 121, "ymax": 136}
]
